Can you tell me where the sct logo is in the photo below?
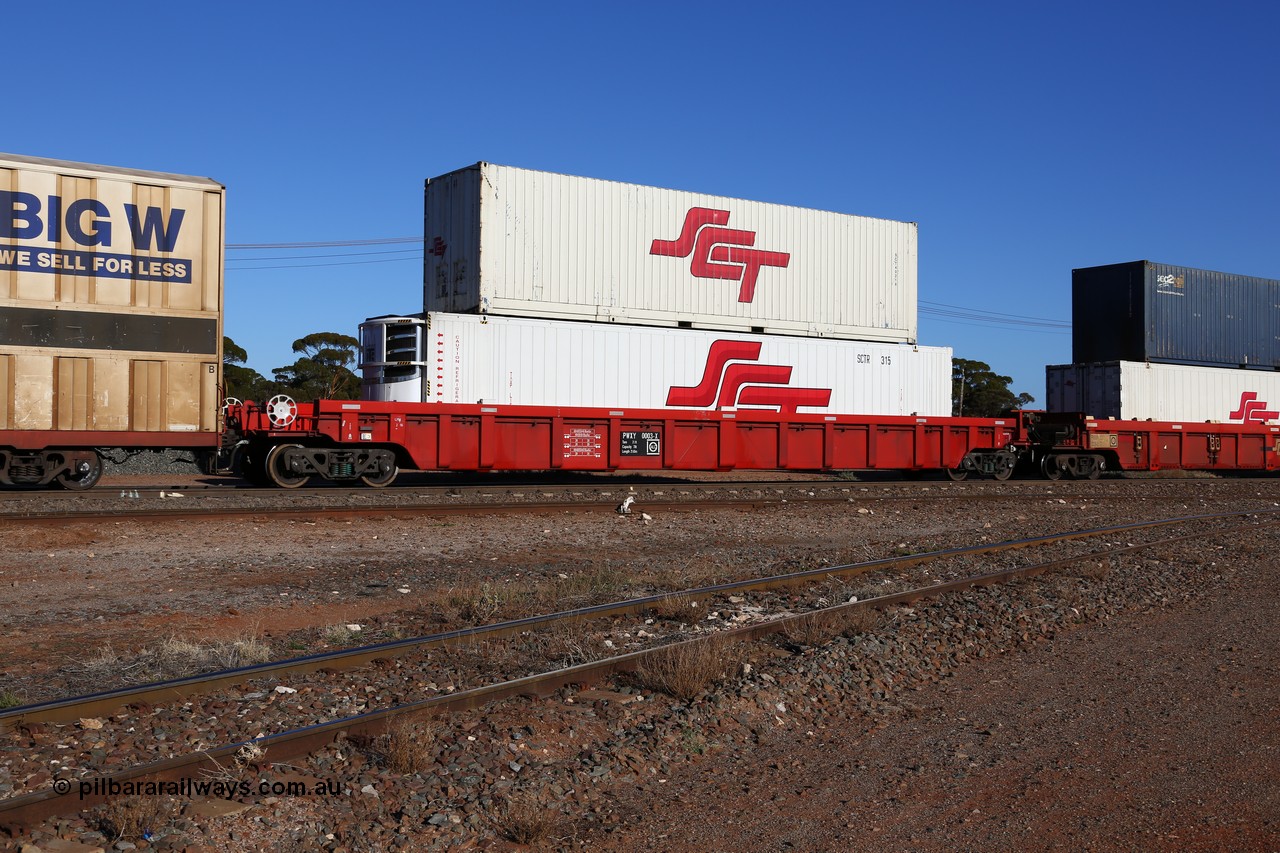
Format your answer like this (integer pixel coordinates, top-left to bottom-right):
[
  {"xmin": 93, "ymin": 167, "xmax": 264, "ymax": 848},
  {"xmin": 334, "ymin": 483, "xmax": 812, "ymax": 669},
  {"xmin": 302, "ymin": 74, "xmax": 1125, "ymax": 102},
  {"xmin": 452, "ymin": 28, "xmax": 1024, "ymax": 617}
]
[
  {"xmin": 1228, "ymin": 392, "xmax": 1279, "ymax": 423},
  {"xmin": 651, "ymin": 207, "xmax": 790, "ymax": 303},
  {"xmin": 667, "ymin": 340, "xmax": 831, "ymax": 414}
]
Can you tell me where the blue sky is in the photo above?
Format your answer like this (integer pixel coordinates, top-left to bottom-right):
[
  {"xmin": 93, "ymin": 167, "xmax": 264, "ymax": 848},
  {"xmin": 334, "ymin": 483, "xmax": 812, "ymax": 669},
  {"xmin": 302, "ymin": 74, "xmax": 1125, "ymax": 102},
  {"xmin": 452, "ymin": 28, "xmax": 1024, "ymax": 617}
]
[{"xmin": 6, "ymin": 1, "xmax": 1277, "ymax": 400}]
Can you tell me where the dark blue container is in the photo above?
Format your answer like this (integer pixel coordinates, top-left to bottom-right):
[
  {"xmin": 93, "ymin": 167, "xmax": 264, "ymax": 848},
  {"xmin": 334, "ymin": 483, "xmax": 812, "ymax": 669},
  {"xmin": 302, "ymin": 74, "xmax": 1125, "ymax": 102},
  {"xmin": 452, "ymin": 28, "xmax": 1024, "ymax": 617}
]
[{"xmin": 1072, "ymin": 261, "xmax": 1280, "ymax": 369}]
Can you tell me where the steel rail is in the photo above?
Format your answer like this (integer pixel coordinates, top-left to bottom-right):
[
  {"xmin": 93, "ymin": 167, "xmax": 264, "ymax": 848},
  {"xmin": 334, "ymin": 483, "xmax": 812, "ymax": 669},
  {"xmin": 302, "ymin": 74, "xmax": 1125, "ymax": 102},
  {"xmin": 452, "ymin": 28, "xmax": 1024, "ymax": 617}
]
[
  {"xmin": 0, "ymin": 475, "xmax": 850, "ymax": 499},
  {"xmin": 0, "ymin": 480, "xmax": 1259, "ymax": 524},
  {"xmin": 0, "ymin": 496, "xmax": 825, "ymax": 524},
  {"xmin": 2, "ymin": 471, "xmax": 1261, "ymax": 511},
  {"xmin": 5, "ymin": 507, "xmax": 1274, "ymax": 732},
  {"xmin": 2, "ymin": 512, "xmax": 1270, "ymax": 829}
]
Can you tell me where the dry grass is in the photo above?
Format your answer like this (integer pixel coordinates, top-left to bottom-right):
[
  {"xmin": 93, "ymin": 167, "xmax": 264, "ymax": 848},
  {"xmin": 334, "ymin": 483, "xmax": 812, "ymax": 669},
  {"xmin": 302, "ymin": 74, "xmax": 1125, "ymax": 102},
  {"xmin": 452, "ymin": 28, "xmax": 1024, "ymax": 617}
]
[
  {"xmin": 447, "ymin": 580, "xmax": 532, "ymax": 624},
  {"xmin": 95, "ymin": 795, "xmax": 171, "ymax": 840},
  {"xmin": 849, "ymin": 581, "xmax": 901, "ymax": 601},
  {"xmin": 494, "ymin": 789, "xmax": 555, "ymax": 845},
  {"xmin": 322, "ymin": 623, "xmax": 360, "ymax": 646},
  {"xmin": 519, "ymin": 619, "xmax": 597, "ymax": 669},
  {"xmin": 156, "ymin": 633, "xmax": 273, "ymax": 671},
  {"xmin": 378, "ymin": 716, "xmax": 441, "ymax": 774},
  {"xmin": 76, "ymin": 644, "xmax": 123, "ymax": 680},
  {"xmin": 780, "ymin": 606, "xmax": 881, "ymax": 647},
  {"xmin": 649, "ymin": 592, "xmax": 702, "ymax": 621},
  {"xmin": 633, "ymin": 633, "xmax": 742, "ymax": 701},
  {"xmin": 447, "ymin": 567, "xmax": 636, "ymax": 627},
  {"xmin": 0, "ymin": 688, "xmax": 24, "ymax": 709},
  {"xmin": 650, "ymin": 555, "xmax": 734, "ymax": 590},
  {"xmin": 542, "ymin": 566, "xmax": 633, "ymax": 613},
  {"xmin": 201, "ymin": 740, "xmax": 265, "ymax": 788},
  {"xmin": 72, "ymin": 631, "xmax": 273, "ymax": 688}
]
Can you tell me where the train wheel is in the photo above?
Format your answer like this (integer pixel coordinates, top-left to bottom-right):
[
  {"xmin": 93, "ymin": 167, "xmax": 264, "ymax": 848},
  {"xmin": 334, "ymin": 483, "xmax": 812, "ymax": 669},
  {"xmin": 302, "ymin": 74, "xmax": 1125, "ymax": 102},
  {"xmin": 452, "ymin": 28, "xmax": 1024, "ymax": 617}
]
[
  {"xmin": 56, "ymin": 452, "xmax": 103, "ymax": 491},
  {"xmin": 266, "ymin": 444, "xmax": 310, "ymax": 489},
  {"xmin": 992, "ymin": 461, "xmax": 1015, "ymax": 481},
  {"xmin": 360, "ymin": 463, "xmax": 398, "ymax": 488},
  {"xmin": 1085, "ymin": 463, "xmax": 1102, "ymax": 480},
  {"xmin": 945, "ymin": 467, "xmax": 969, "ymax": 482},
  {"xmin": 1040, "ymin": 455, "xmax": 1064, "ymax": 481}
]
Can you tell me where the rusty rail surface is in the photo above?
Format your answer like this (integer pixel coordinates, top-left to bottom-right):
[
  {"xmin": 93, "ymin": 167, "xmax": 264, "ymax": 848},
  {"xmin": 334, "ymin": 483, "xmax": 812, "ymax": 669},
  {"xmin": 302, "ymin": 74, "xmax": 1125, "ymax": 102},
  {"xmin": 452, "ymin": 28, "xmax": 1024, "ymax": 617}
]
[
  {"xmin": 4, "ymin": 507, "xmax": 1274, "ymax": 734},
  {"xmin": 3, "ymin": 509, "xmax": 1273, "ymax": 829},
  {"xmin": 0, "ymin": 478, "xmax": 1250, "ymax": 524}
]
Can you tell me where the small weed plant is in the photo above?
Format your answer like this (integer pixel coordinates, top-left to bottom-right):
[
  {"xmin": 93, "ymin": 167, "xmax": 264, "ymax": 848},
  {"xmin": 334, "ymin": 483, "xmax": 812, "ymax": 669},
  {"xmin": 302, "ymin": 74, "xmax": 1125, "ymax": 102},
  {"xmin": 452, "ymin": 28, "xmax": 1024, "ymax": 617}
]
[
  {"xmin": 634, "ymin": 633, "xmax": 741, "ymax": 701},
  {"xmin": 494, "ymin": 789, "xmax": 554, "ymax": 845},
  {"xmin": 378, "ymin": 717, "xmax": 441, "ymax": 775},
  {"xmin": 650, "ymin": 592, "xmax": 701, "ymax": 621},
  {"xmin": 95, "ymin": 795, "xmax": 171, "ymax": 841},
  {"xmin": 781, "ymin": 606, "xmax": 881, "ymax": 647}
]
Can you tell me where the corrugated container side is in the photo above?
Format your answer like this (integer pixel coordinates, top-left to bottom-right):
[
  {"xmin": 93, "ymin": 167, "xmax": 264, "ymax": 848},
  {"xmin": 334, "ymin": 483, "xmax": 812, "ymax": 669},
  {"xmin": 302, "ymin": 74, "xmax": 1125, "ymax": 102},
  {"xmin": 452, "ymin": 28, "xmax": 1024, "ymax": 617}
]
[
  {"xmin": 366, "ymin": 312, "xmax": 950, "ymax": 417},
  {"xmin": 0, "ymin": 153, "xmax": 223, "ymax": 435},
  {"xmin": 1073, "ymin": 260, "xmax": 1280, "ymax": 368},
  {"xmin": 424, "ymin": 163, "xmax": 917, "ymax": 343},
  {"xmin": 1047, "ymin": 361, "xmax": 1280, "ymax": 423}
]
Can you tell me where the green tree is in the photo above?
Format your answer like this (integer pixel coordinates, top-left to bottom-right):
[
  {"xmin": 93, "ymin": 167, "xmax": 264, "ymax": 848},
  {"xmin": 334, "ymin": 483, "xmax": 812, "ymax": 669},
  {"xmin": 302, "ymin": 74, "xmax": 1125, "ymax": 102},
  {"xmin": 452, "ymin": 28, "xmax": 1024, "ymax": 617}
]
[
  {"xmin": 953, "ymin": 357, "xmax": 1034, "ymax": 417},
  {"xmin": 272, "ymin": 332, "xmax": 361, "ymax": 400},
  {"xmin": 222, "ymin": 336, "xmax": 272, "ymax": 401}
]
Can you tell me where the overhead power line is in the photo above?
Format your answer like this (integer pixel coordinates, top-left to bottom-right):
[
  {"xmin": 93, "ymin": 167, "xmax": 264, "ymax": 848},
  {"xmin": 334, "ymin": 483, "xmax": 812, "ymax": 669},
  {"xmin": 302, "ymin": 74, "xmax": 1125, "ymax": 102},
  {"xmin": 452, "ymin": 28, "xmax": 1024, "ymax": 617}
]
[
  {"xmin": 227, "ymin": 248, "xmax": 422, "ymax": 262},
  {"xmin": 227, "ymin": 237, "xmax": 422, "ymax": 250},
  {"xmin": 219, "ymin": 241, "xmax": 1072, "ymax": 334},
  {"xmin": 920, "ymin": 299, "xmax": 1070, "ymax": 331},
  {"xmin": 228, "ymin": 255, "xmax": 423, "ymax": 271},
  {"xmin": 921, "ymin": 300, "xmax": 1070, "ymax": 324}
]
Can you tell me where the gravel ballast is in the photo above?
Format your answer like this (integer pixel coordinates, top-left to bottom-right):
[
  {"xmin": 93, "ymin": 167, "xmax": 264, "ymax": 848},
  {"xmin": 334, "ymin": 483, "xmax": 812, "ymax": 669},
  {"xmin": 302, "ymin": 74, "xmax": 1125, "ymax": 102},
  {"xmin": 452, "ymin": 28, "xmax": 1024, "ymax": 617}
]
[{"xmin": 1, "ymin": 477, "xmax": 1277, "ymax": 851}]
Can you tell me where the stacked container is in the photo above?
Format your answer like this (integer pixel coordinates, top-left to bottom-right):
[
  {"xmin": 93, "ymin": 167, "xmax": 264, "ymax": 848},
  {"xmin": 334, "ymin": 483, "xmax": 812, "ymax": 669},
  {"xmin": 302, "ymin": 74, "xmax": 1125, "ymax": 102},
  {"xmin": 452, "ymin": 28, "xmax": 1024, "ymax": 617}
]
[
  {"xmin": 422, "ymin": 162, "xmax": 918, "ymax": 343},
  {"xmin": 362, "ymin": 312, "xmax": 951, "ymax": 415},
  {"xmin": 1049, "ymin": 260, "xmax": 1280, "ymax": 423},
  {"xmin": 363, "ymin": 163, "xmax": 947, "ymax": 417}
]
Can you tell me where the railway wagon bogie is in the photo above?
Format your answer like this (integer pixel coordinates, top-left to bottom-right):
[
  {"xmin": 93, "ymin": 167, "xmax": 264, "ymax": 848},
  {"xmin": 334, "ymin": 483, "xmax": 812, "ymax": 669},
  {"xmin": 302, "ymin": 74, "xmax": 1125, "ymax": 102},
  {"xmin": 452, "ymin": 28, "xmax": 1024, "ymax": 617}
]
[
  {"xmin": 226, "ymin": 428, "xmax": 402, "ymax": 489},
  {"xmin": 0, "ymin": 447, "xmax": 103, "ymax": 489},
  {"xmin": 948, "ymin": 448, "xmax": 1019, "ymax": 481},
  {"xmin": 260, "ymin": 443, "xmax": 399, "ymax": 489}
]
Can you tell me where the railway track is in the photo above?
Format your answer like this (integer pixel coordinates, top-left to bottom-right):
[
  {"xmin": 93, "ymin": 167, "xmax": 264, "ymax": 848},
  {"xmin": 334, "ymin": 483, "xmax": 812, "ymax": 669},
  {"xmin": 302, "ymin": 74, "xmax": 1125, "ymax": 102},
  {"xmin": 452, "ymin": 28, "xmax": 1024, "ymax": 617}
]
[
  {"xmin": 2, "ymin": 470, "xmax": 1269, "ymax": 507},
  {"xmin": 0, "ymin": 475, "xmax": 1266, "ymax": 524},
  {"xmin": 2, "ymin": 507, "xmax": 1274, "ymax": 830}
]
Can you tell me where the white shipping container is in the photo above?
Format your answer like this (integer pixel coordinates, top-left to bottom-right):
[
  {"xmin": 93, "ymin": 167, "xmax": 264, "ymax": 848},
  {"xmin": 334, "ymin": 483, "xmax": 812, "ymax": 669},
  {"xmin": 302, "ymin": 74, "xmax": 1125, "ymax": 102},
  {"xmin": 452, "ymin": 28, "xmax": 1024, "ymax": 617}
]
[
  {"xmin": 424, "ymin": 163, "xmax": 917, "ymax": 343},
  {"xmin": 1046, "ymin": 361, "xmax": 1280, "ymax": 424},
  {"xmin": 362, "ymin": 312, "xmax": 951, "ymax": 416}
]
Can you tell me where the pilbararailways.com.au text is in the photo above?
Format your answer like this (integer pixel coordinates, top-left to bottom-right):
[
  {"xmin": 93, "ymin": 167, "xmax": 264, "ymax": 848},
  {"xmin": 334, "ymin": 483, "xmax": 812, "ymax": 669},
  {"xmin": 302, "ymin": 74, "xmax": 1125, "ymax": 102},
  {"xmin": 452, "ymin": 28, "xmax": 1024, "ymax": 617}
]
[{"xmin": 59, "ymin": 777, "xmax": 340, "ymax": 800}]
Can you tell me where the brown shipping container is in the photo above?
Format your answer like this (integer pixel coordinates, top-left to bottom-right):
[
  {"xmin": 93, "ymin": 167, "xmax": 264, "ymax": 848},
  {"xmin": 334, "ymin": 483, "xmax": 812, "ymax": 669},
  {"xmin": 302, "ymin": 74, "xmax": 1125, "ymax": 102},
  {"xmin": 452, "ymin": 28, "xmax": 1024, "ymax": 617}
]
[{"xmin": 0, "ymin": 153, "xmax": 223, "ymax": 440}]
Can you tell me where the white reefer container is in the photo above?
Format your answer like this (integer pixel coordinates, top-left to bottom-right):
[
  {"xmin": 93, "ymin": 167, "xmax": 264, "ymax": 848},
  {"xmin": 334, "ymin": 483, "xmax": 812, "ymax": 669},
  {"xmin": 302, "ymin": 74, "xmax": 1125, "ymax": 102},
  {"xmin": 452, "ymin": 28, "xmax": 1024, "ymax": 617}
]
[
  {"xmin": 423, "ymin": 163, "xmax": 917, "ymax": 343},
  {"xmin": 361, "ymin": 312, "xmax": 951, "ymax": 416},
  {"xmin": 1046, "ymin": 361, "xmax": 1280, "ymax": 424}
]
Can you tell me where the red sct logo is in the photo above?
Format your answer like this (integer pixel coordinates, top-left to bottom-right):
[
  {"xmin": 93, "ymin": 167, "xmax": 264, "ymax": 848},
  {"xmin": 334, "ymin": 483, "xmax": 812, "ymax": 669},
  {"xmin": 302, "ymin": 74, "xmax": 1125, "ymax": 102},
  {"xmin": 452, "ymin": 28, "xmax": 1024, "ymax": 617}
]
[
  {"xmin": 651, "ymin": 208, "xmax": 790, "ymax": 302},
  {"xmin": 1228, "ymin": 392, "xmax": 1279, "ymax": 423},
  {"xmin": 667, "ymin": 340, "xmax": 831, "ymax": 414}
]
